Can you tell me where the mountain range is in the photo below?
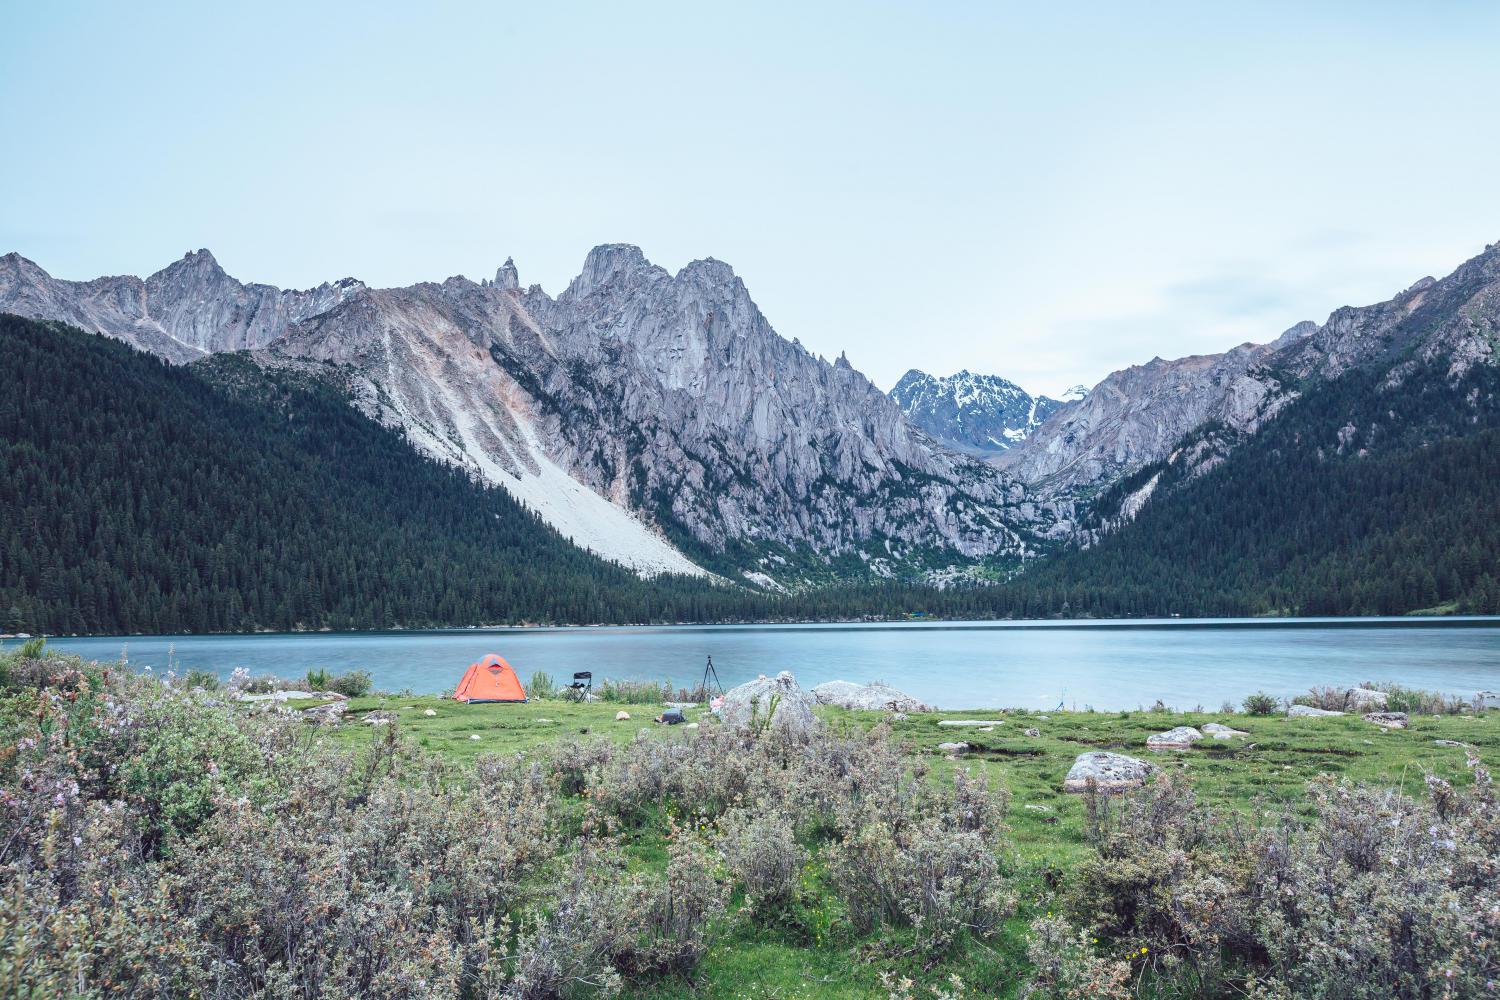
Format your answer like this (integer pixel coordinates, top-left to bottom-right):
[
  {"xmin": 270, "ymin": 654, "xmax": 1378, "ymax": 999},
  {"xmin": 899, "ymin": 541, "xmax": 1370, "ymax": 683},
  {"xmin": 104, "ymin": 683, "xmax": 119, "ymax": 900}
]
[
  {"xmin": 0, "ymin": 246, "xmax": 1070, "ymax": 588},
  {"xmin": 3, "ymin": 237, "xmax": 1498, "ymax": 611}
]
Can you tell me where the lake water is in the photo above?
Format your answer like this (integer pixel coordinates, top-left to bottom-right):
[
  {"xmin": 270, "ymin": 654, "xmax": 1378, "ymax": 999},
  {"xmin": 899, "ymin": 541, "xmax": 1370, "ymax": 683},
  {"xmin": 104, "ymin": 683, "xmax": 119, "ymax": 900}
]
[{"xmin": 37, "ymin": 618, "xmax": 1500, "ymax": 710}]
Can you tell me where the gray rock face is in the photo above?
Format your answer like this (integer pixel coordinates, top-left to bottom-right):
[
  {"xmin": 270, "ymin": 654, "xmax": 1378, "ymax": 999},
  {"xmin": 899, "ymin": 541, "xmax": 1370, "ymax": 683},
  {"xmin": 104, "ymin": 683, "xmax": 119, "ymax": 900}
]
[
  {"xmin": 1146, "ymin": 726, "xmax": 1203, "ymax": 750},
  {"xmin": 1064, "ymin": 752, "xmax": 1158, "ymax": 793},
  {"xmin": 1288, "ymin": 705, "xmax": 1345, "ymax": 718},
  {"xmin": 1002, "ymin": 241, "xmax": 1500, "ymax": 502},
  {"xmin": 0, "ymin": 245, "xmax": 1066, "ymax": 582},
  {"xmin": 0, "ymin": 250, "xmax": 362, "ymax": 361},
  {"xmin": 811, "ymin": 680, "xmax": 931, "ymax": 712},
  {"xmin": 999, "ymin": 334, "xmax": 1307, "ymax": 492},
  {"xmin": 890, "ymin": 369, "xmax": 1084, "ymax": 457},
  {"xmin": 937, "ymin": 741, "xmax": 970, "ymax": 755},
  {"xmin": 719, "ymin": 672, "xmax": 820, "ymax": 737}
]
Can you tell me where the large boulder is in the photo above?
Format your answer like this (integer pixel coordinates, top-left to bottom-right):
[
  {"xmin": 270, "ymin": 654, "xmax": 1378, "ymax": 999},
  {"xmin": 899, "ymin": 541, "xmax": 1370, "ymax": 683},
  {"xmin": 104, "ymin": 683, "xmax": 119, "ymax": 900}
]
[
  {"xmin": 720, "ymin": 672, "xmax": 820, "ymax": 738},
  {"xmin": 1346, "ymin": 688, "xmax": 1388, "ymax": 712},
  {"xmin": 1363, "ymin": 711, "xmax": 1408, "ymax": 730},
  {"xmin": 1288, "ymin": 704, "xmax": 1344, "ymax": 718},
  {"xmin": 1064, "ymin": 752, "xmax": 1158, "ymax": 793},
  {"xmin": 812, "ymin": 680, "xmax": 931, "ymax": 712},
  {"xmin": 1146, "ymin": 726, "xmax": 1203, "ymax": 751}
]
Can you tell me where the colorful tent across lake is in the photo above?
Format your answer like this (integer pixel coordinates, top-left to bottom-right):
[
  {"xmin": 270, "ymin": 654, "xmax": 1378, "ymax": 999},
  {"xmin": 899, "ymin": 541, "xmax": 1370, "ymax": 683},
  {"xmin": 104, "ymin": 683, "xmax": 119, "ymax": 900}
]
[{"xmin": 453, "ymin": 654, "xmax": 527, "ymax": 703}]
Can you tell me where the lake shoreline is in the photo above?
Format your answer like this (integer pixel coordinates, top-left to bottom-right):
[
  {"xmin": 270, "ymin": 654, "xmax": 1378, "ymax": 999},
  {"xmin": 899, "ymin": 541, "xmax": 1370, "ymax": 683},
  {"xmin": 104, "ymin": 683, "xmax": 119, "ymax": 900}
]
[
  {"xmin": 40, "ymin": 617, "xmax": 1500, "ymax": 713},
  {"xmin": 12, "ymin": 611, "xmax": 1500, "ymax": 642}
]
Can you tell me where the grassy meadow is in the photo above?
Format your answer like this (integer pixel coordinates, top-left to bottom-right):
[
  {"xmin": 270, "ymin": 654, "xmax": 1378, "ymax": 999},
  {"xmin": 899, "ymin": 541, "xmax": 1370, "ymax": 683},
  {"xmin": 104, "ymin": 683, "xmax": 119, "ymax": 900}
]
[
  {"xmin": 330, "ymin": 693, "xmax": 1498, "ymax": 865},
  {"xmin": 4, "ymin": 643, "xmax": 1497, "ymax": 999}
]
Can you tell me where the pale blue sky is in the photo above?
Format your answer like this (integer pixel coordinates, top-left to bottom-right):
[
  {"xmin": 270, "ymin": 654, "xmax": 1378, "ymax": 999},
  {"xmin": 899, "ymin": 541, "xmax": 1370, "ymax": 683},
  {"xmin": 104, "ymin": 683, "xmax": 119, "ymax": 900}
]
[{"xmin": 4, "ymin": 1, "xmax": 1498, "ymax": 394}]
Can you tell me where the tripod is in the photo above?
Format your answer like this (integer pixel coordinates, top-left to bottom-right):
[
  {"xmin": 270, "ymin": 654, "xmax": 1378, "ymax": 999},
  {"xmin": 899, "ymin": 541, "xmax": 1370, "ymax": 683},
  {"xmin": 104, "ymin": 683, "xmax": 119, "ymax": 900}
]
[{"xmin": 699, "ymin": 655, "xmax": 725, "ymax": 699}]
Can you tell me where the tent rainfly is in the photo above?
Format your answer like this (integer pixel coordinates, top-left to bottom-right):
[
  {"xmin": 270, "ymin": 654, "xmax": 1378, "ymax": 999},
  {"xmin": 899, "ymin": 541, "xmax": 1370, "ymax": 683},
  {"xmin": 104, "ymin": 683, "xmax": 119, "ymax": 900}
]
[{"xmin": 453, "ymin": 654, "xmax": 527, "ymax": 703}]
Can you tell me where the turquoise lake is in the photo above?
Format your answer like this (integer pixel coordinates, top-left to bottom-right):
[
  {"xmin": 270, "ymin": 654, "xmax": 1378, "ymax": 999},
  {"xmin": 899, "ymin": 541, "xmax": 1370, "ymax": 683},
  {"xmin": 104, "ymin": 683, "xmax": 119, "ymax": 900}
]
[{"xmin": 37, "ymin": 617, "xmax": 1500, "ymax": 710}]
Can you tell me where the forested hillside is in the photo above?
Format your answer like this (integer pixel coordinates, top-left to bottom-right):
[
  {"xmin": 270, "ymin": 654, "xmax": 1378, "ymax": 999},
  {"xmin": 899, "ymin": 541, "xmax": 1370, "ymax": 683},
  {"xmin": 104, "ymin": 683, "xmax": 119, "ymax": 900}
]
[
  {"xmin": 3, "ymin": 314, "xmax": 1497, "ymax": 634},
  {"xmin": 1012, "ymin": 359, "xmax": 1500, "ymax": 617},
  {"xmin": 0, "ymin": 315, "xmax": 755, "ymax": 633}
]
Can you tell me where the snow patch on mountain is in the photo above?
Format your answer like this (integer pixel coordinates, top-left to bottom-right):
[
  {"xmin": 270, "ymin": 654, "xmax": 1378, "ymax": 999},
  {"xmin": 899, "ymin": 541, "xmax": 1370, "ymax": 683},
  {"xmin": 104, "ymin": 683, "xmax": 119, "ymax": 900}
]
[{"xmin": 891, "ymin": 369, "xmax": 1083, "ymax": 457}]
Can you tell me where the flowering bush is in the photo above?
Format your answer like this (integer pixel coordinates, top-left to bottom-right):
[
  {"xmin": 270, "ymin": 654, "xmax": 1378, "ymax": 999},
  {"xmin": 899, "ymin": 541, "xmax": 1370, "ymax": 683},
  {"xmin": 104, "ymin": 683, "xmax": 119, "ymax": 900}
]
[{"xmin": 1021, "ymin": 914, "xmax": 1132, "ymax": 999}]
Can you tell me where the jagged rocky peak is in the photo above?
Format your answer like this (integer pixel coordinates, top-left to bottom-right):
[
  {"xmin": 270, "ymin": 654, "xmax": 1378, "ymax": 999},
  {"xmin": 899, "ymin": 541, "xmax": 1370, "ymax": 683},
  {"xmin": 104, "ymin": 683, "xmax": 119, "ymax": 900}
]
[
  {"xmin": 1004, "ymin": 240, "xmax": 1500, "ymax": 497},
  {"xmin": 890, "ymin": 368, "xmax": 1071, "ymax": 457},
  {"xmin": 561, "ymin": 243, "xmax": 664, "ymax": 300},
  {"xmin": 0, "ymin": 247, "xmax": 366, "ymax": 358},
  {"xmin": 494, "ymin": 257, "xmax": 520, "ymax": 291}
]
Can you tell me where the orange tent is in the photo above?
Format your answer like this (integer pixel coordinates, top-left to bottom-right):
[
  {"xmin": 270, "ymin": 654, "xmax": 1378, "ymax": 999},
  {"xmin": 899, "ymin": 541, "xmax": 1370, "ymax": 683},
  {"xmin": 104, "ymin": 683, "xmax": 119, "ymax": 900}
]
[{"xmin": 453, "ymin": 653, "xmax": 527, "ymax": 703}]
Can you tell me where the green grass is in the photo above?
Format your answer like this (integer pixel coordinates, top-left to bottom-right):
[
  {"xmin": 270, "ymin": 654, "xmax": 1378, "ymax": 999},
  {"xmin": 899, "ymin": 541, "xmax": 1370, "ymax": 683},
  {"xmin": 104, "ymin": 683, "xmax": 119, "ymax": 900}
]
[
  {"xmin": 326, "ymin": 695, "xmax": 1497, "ymax": 865},
  {"xmin": 242, "ymin": 693, "xmax": 1500, "ymax": 997}
]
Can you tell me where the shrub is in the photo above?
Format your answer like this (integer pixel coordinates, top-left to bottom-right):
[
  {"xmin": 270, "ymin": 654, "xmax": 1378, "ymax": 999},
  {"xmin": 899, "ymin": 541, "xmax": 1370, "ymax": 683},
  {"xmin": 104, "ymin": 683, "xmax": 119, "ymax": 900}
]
[
  {"xmin": 1292, "ymin": 685, "xmax": 1349, "ymax": 712},
  {"xmin": 1065, "ymin": 764, "xmax": 1500, "ymax": 998},
  {"xmin": 324, "ymin": 669, "xmax": 372, "ymax": 697},
  {"xmin": 545, "ymin": 737, "xmax": 617, "ymax": 797},
  {"xmin": 824, "ymin": 767, "xmax": 1014, "ymax": 953},
  {"xmin": 1242, "ymin": 691, "xmax": 1278, "ymax": 715},
  {"xmin": 239, "ymin": 672, "xmax": 304, "ymax": 694},
  {"xmin": 610, "ymin": 831, "xmax": 728, "ymax": 977},
  {"xmin": 504, "ymin": 835, "xmax": 726, "ymax": 996},
  {"xmin": 598, "ymin": 678, "xmax": 670, "ymax": 704},
  {"xmin": 1369, "ymin": 681, "xmax": 1471, "ymax": 715},
  {"xmin": 1069, "ymin": 774, "xmax": 1253, "ymax": 991},
  {"xmin": 305, "ymin": 667, "xmax": 330, "ymax": 690},
  {"xmin": 717, "ymin": 809, "xmax": 806, "ymax": 916},
  {"xmin": 1021, "ymin": 915, "xmax": 1132, "ymax": 999},
  {"xmin": 529, "ymin": 670, "xmax": 558, "ymax": 700},
  {"xmin": 183, "ymin": 668, "xmax": 219, "ymax": 690}
]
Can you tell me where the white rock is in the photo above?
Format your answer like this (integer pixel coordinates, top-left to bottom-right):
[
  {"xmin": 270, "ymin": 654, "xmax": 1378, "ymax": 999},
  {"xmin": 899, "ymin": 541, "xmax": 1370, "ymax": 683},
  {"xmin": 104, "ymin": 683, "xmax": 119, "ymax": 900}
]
[
  {"xmin": 1147, "ymin": 726, "xmax": 1203, "ymax": 751},
  {"xmin": 469, "ymin": 734, "xmax": 482, "ymax": 741},
  {"xmin": 423, "ymin": 709, "xmax": 438, "ymax": 717},
  {"xmin": 237, "ymin": 689, "xmax": 319, "ymax": 703},
  {"xmin": 938, "ymin": 719, "xmax": 1006, "ymax": 728},
  {"xmin": 937, "ymin": 741, "xmax": 970, "ymax": 755},
  {"xmin": 1202, "ymin": 723, "xmax": 1248, "ymax": 739},
  {"xmin": 1288, "ymin": 705, "xmax": 1344, "ymax": 718},
  {"xmin": 811, "ymin": 680, "xmax": 931, "ymax": 712},
  {"xmin": 1064, "ymin": 752, "xmax": 1158, "ymax": 793},
  {"xmin": 615, "ymin": 710, "xmax": 631, "ymax": 721},
  {"xmin": 719, "ymin": 671, "xmax": 820, "ymax": 738},
  {"xmin": 1363, "ymin": 712, "xmax": 1408, "ymax": 730}
]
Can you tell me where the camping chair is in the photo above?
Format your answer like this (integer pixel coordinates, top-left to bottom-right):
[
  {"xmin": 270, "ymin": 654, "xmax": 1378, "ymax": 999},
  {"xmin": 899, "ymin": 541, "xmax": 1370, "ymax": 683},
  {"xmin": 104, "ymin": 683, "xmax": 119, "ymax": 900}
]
[{"xmin": 565, "ymin": 671, "xmax": 592, "ymax": 701}]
